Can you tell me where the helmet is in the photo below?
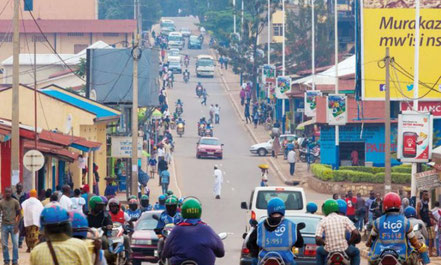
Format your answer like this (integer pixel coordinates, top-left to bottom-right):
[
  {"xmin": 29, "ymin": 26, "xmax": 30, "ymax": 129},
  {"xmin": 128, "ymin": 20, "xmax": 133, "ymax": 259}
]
[
  {"xmin": 89, "ymin": 196, "xmax": 104, "ymax": 211},
  {"xmin": 70, "ymin": 211, "xmax": 89, "ymax": 238},
  {"xmin": 322, "ymin": 199, "xmax": 339, "ymax": 216},
  {"xmin": 306, "ymin": 202, "xmax": 318, "ymax": 214},
  {"xmin": 128, "ymin": 195, "xmax": 137, "ymax": 200},
  {"xmin": 129, "ymin": 198, "xmax": 139, "ymax": 205},
  {"xmin": 404, "ymin": 206, "xmax": 417, "ymax": 218},
  {"xmin": 165, "ymin": 196, "xmax": 178, "ymax": 206},
  {"xmin": 40, "ymin": 205, "xmax": 70, "ymax": 229},
  {"xmin": 100, "ymin": 195, "xmax": 108, "ymax": 205},
  {"xmin": 178, "ymin": 197, "xmax": 185, "ymax": 206},
  {"xmin": 336, "ymin": 199, "xmax": 347, "ymax": 215},
  {"xmin": 267, "ymin": 198, "xmax": 286, "ymax": 216},
  {"xmin": 158, "ymin": 195, "xmax": 166, "ymax": 204},
  {"xmin": 167, "ymin": 190, "xmax": 174, "ymax": 196},
  {"xmin": 181, "ymin": 198, "xmax": 202, "ymax": 219},
  {"xmin": 383, "ymin": 192, "xmax": 401, "ymax": 212},
  {"xmin": 141, "ymin": 195, "xmax": 149, "ymax": 201}
]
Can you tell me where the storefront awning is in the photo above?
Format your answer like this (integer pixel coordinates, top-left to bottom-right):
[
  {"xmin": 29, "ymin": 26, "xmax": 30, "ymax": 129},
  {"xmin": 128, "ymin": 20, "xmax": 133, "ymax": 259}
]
[
  {"xmin": 39, "ymin": 130, "xmax": 101, "ymax": 152},
  {"xmin": 296, "ymin": 118, "xmax": 316, "ymax": 130},
  {"xmin": 23, "ymin": 140, "xmax": 80, "ymax": 162},
  {"xmin": 70, "ymin": 136, "xmax": 101, "ymax": 152}
]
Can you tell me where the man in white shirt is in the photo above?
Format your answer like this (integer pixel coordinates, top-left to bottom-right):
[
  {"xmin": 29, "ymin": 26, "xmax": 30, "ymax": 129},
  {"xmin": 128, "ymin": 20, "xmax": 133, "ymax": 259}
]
[
  {"xmin": 21, "ymin": 189, "xmax": 44, "ymax": 251},
  {"xmin": 70, "ymin": 188, "xmax": 86, "ymax": 213},
  {"xmin": 214, "ymin": 104, "xmax": 221, "ymax": 124},
  {"xmin": 213, "ymin": 165, "xmax": 223, "ymax": 199},
  {"xmin": 287, "ymin": 149, "xmax": 296, "ymax": 176},
  {"xmin": 59, "ymin": 185, "xmax": 73, "ymax": 210}
]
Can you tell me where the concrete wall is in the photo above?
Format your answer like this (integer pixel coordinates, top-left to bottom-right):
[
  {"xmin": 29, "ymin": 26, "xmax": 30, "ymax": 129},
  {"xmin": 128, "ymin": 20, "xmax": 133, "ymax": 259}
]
[{"xmin": 0, "ymin": 0, "xmax": 97, "ymax": 20}]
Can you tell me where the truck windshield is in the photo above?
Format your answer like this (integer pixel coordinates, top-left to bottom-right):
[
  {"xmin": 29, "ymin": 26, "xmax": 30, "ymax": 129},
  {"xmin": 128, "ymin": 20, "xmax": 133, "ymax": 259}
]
[
  {"xmin": 256, "ymin": 190, "xmax": 303, "ymax": 210},
  {"xmin": 169, "ymin": 35, "xmax": 182, "ymax": 42},
  {"xmin": 198, "ymin": 59, "xmax": 213, "ymax": 67}
]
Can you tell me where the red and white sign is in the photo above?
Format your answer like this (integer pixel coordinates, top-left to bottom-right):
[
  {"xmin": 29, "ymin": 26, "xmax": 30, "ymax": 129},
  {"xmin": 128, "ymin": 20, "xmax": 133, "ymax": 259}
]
[{"xmin": 401, "ymin": 102, "xmax": 441, "ymax": 118}]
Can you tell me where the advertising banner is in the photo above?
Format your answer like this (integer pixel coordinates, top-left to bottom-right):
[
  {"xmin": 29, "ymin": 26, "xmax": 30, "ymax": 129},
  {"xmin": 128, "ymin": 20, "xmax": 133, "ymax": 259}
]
[
  {"xmin": 326, "ymin": 94, "xmax": 347, "ymax": 125},
  {"xmin": 397, "ymin": 112, "xmax": 433, "ymax": 162},
  {"xmin": 262, "ymin": 64, "xmax": 276, "ymax": 84},
  {"xmin": 305, "ymin": 90, "xmax": 322, "ymax": 117},
  {"xmin": 400, "ymin": 101, "xmax": 441, "ymax": 118},
  {"xmin": 276, "ymin": 76, "xmax": 291, "ymax": 99},
  {"xmin": 361, "ymin": 0, "xmax": 441, "ymax": 100},
  {"xmin": 111, "ymin": 136, "xmax": 143, "ymax": 158}
]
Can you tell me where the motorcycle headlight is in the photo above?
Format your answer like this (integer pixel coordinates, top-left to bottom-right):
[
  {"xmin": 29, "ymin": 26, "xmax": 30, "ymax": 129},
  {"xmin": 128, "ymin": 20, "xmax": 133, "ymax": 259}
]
[{"xmin": 132, "ymin": 239, "xmax": 152, "ymax": 245}]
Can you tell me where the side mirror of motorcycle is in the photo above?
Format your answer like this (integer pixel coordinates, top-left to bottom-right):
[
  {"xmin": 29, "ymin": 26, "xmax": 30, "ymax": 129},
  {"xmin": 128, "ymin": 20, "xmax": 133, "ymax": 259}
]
[
  {"xmin": 242, "ymin": 232, "xmax": 248, "ymax": 239},
  {"xmin": 218, "ymin": 232, "xmax": 228, "ymax": 240},
  {"xmin": 152, "ymin": 214, "xmax": 159, "ymax": 221},
  {"xmin": 297, "ymin": 222, "xmax": 306, "ymax": 231}
]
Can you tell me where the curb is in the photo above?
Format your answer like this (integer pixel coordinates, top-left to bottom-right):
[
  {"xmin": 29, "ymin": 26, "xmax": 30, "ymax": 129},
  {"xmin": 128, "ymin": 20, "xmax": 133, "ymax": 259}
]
[{"xmin": 215, "ymin": 64, "xmax": 295, "ymax": 186}]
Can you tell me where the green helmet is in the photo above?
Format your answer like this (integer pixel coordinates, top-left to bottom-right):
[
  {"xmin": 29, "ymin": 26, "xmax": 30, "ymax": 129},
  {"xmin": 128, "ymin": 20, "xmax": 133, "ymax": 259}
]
[
  {"xmin": 322, "ymin": 199, "xmax": 339, "ymax": 216},
  {"xmin": 167, "ymin": 190, "xmax": 174, "ymax": 196},
  {"xmin": 89, "ymin": 196, "xmax": 104, "ymax": 210},
  {"xmin": 165, "ymin": 196, "xmax": 178, "ymax": 206},
  {"xmin": 141, "ymin": 195, "xmax": 149, "ymax": 201},
  {"xmin": 181, "ymin": 198, "xmax": 202, "ymax": 219},
  {"xmin": 128, "ymin": 195, "xmax": 137, "ymax": 200}
]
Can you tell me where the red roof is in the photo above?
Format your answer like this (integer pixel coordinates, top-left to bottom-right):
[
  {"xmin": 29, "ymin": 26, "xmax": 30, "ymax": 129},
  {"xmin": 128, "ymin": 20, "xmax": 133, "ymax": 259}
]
[
  {"xmin": 39, "ymin": 130, "xmax": 73, "ymax": 146},
  {"xmin": 0, "ymin": 20, "xmax": 136, "ymax": 33},
  {"xmin": 23, "ymin": 140, "xmax": 79, "ymax": 162}
]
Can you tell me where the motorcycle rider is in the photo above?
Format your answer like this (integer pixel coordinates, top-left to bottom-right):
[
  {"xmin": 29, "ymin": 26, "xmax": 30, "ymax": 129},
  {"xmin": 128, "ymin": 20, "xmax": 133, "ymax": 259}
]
[
  {"xmin": 87, "ymin": 196, "xmax": 113, "ymax": 232},
  {"xmin": 404, "ymin": 206, "xmax": 430, "ymax": 264},
  {"xmin": 162, "ymin": 198, "xmax": 225, "ymax": 265},
  {"xmin": 247, "ymin": 197, "xmax": 304, "ymax": 265},
  {"xmin": 366, "ymin": 192, "xmax": 428, "ymax": 265},
  {"xmin": 125, "ymin": 199, "xmax": 142, "ymax": 221},
  {"xmin": 306, "ymin": 202, "xmax": 318, "ymax": 214},
  {"xmin": 107, "ymin": 198, "xmax": 132, "ymax": 261},
  {"xmin": 184, "ymin": 55, "xmax": 190, "ymax": 65},
  {"xmin": 140, "ymin": 195, "xmax": 153, "ymax": 212},
  {"xmin": 154, "ymin": 195, "xmax": 167, "ymax": 210},
  {"xmin": 315, "ymin": 199, "xmax": 361, "ymax": 265},
  {"xmin": 183, "ymin": 69, "xmax": 190, "ymax": 81},
  {"xmin": 156, "ymin": 196, "xmax": 183, "ymax": 231},
  {"xmin": 195, "ymin": 82, "xmax": 203, "ymax": 97}
]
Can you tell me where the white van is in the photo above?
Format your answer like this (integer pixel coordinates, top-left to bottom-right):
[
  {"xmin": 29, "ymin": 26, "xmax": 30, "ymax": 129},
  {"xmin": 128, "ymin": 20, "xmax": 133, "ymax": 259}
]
[
  {"xmin": 241, "ymin": 186, "xmax": 307, "ymax": 225},
  {"xmin": 196, "ymin": 55, "xmax": 215, "ymax": 78},
  {"xmin": 168, "ymin": 32, "xmax": 184, "ymax": 50}
]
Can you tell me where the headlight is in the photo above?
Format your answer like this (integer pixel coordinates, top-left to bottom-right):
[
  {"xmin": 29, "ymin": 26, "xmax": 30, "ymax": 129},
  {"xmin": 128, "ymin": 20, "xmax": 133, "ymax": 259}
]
[
  {"xmin": 250, "ymin": 146, "xmax": 257, "ymax": 150},
  {"xmin": 132, "ymin": 239, "xmax": 152, "ymax": 245}
]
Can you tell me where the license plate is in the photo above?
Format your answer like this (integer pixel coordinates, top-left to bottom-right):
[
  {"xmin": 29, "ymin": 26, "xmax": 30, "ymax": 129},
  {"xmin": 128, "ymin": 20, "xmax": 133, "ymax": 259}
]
[{"xmin": 207, "ymin": 152, "xmax": 214, "ymax": 155}]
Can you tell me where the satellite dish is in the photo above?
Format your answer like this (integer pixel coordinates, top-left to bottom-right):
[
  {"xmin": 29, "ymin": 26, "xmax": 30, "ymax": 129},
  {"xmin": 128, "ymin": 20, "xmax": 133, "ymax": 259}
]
[
  {"xmin": 90, "ymin": 89, "xmax": 97, "ymax": 101},
  {"xmin": 65, "ymin": 114, "xmax": 73, "ymax": 134}
]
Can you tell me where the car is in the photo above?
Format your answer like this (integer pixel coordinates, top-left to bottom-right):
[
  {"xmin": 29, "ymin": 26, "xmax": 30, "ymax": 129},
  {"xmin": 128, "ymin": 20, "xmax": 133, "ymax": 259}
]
[
  {"xmin": 131, "ymin": 211, "xmax": 162, "ymax": 265},
  {"xmin": 196, "ymin": 137, "xmax": 223, "ymax": 159},
  {"xmin": 167, "ymin": 48, "xmax": 181, "ymax": 62},
  {"xmin": 168, "ymin": 31, "xmax": 184, "ymax": 50},
  {"xmin": 180, "ymin": 27, "xmax": 191, "ymax": 37},
  {"xmin": 249, "ymin": 134, "xmax": 299, "ymax": 156},
  {"xmin": 196, "ymin": 55, "xmax": 215, "ymax": 78},
  {"xmin": 168, "ymin": 60, "xmax": 182, "ymax": 74},
  {"xmin": 240, "ymin": 186, "xmax": 307, "ymax": 226},
  {"xmin": 160, "ymin": 27, "xmax": 175, "ymax": 37},
  {"xmin": 240, "ymin": 214, "xmax": 322, "ymax": 265},
  {"xmin": 188, "ymin": 35, "xmax": 202, "ymax": 49}
]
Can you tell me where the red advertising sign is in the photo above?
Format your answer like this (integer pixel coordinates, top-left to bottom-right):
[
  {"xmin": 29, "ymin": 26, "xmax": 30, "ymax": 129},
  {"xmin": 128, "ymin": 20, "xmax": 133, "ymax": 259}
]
[{"xmin": 400, "ymin": 102, "xmax": 441, "ymax": 118}]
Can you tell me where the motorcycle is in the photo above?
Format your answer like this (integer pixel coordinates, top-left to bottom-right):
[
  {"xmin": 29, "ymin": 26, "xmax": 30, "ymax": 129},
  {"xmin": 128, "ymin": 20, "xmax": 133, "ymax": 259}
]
[
  {"xmin": 168, "ymin": 76, "xmax": 174, "ymax": 88},
  {"xmin": 177, "ymin": 122, "xmax": 185, "ymax": 137},
  {"xmin": 198, "ymin": 123, "xmax": 206, "ymax": 136},
  {"xmin": 377, "ymin": 249, "xmax": 402, "ymax": 265},
  {"xmin": 408, "ymin": 224, "xmax": 429, "ymax": 265},
  {"xmin": 196, "ymin": 86, "xmax": 203, "ymax": 98},
  {"xmin": 299, "ymin": 146, "xmax": 320, "ymax": 163},
  {"xmin": 184, "ymin": 58, "xmax": 190, "ymax": 68},
  {"xmin": 98, "ymin": 222, "xmax": 128, "ymax": 265},
  {"xmin": 176, "ymin": 104, "xmax": 184, "ymax": 116},
  {"xmin": 327, "ymin": 251, "xmax": 350, "ymax": 265},
  {"xmin": 184, "ymin": 73, "xmax": 190, "ymax": 83},
  {"xmin": 157, "ymin": 223, "xmax": 175, "ymax": 265},
  {"xmin": 205, "ymin": 127, "xmax": 213, "ymax": 137}
]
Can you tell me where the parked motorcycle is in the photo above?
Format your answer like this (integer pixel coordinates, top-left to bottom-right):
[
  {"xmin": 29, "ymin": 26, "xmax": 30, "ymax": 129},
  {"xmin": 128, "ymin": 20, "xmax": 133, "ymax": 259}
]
[
  {"xmin": 177, "ymin": 122, "xmax": 185, "ymax": 137},
  {"xmin": 299, "ymin": 146, "xmax": 320, "ymax": 163}
]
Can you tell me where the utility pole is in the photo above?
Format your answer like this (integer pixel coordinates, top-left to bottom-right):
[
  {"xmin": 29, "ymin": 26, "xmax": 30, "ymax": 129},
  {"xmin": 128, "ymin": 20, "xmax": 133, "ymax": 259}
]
[
  {"xmin": 131, "ymin": 0, "xmax": 141, "ymax": 197},
  {"xmin": 33, "ymin": 38, "xmax": 38, "ymax": 190},
  {"xmin": 233, "ymin": 0, "xmax": 237, "ymax": 34},
  {"xmin": 241, "ymin": 0, "xmax": 244, "ymax": 36},
  {"xmin": 334, "ymin": 0, "xmax": 340, "ymax": 169},
  {"xmin": 267, "ymin": 0, "xmax": 271, "ymax": 65},
  {"xmin": 281, "ymin": 0, "xmax": 286, "ymax": 119},
  {"xmin": 384, "ymin": 48, "xmax": 391, "ymax": 193},
  {"xmin": 311, "ymin": 0, "xmax": 315, "ymax": 90},
  {"xmin": 11, "ymin": 0, "xmax": 20, "ymax": 185}
]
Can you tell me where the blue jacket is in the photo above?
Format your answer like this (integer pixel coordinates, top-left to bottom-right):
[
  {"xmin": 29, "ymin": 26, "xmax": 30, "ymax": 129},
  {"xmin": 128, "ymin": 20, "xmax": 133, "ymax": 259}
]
[
  {"xmin": 161, "ymin": 170, "xmax": 170, "ymax": 184},
  {"xmin": 162, "ymin": 219, "xmax": 225, "ymax": 265},
  {"xmin": 156, "ymin": 211, "xmax": 183, "ymax": 229}
]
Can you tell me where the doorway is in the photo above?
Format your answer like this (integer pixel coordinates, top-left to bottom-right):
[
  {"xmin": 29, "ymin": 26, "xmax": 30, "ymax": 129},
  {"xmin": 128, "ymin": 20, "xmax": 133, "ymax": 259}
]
[{"xmin": 340, "ymin": 142, "xmax": 365, "ymax": 166}]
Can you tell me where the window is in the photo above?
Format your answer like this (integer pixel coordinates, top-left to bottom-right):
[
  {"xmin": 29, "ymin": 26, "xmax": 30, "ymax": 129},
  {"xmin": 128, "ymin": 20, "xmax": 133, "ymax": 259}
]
[
  {"xmin": 68, "ymin": 32, "xmax": 84, "ymax": 37},
  {"xmin": 74, "ymin": 44, "xmax": 88, "ymax": 54},
  {"xmin": 256, "ymin": 190, "xmax": 303, "ymax": 210},
  {"xmin": 103, "ymin": 33, "xmax": 119, "ymax": 37},
  {"xmin": 32, "ymin": 35, "xmax": 45, "ymax": 42},
  {"xmin": 273, "ymin": 23, "xmax": 282, "ymax": 36},
  {"xmin": 0, "ymin": 33, "xmax": 12, "ymax": 42}
]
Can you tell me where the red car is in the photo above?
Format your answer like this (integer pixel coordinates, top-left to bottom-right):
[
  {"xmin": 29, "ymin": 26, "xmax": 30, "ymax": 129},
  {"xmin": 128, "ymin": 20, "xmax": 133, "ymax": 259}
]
[
  {"xmin": 196, "ymin": 137, "xmax": 224, "ymax": 159},
  {"xmin": 131, "ymin": 211, "xmax": 162, "ymax": 265}
]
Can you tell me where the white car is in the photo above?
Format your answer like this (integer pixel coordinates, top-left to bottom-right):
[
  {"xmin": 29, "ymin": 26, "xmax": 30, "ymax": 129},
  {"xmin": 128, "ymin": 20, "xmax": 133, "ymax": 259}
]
[
  {"xmin": 241, "ymin": 186, "xmax": 307, "ymax": 228},
  {"xmin": 249, "ymin": 134, "xmax": 299, "ymax": 156},
  {"xmin": 180, "ymin": 27, "xmax": 191, "ymax": 37},
  {"xmin": 167, "ymin": 48, "xmax": 181, "ymax": 62}
]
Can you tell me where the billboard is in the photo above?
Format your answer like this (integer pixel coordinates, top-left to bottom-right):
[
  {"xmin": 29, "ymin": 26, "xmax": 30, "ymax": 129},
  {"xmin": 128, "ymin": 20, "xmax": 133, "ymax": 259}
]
[
  {"xmin": 304, "ymin": 90, "xmax": 322, "ymax": 117},
  {"xmin": 361, "ymin": 0, "xmax": 441, "ymax": 100},
  {"xmin": 111, "ymin": 136, "xmax": 143, "ymax": 158},
  {"xmin": 326, "ymin": 94, "xmax": 347, "ymax": 125},
  {"xmin": 397, "ymin": 112, "xmax": 433, "ymax": 162},
  {"xmin": 262, "ymin": 64, "xmax": 276, "ymax": 84},
  {"xmin": 276, "ymin": 76, "xmax": 291, "ymax": 99},
  {"xmin": 400, "ymin": 101, "xmax": 441, "ymax": 118}
]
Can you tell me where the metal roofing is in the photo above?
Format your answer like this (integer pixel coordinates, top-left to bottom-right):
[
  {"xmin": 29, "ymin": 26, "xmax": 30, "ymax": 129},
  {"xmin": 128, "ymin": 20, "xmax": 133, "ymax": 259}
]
[
  {"xmin": 0, "ymin": 20, "xmax": 136, "ymax": 33},
  {"xmin": 40, "ymin": 89, "xmax": 120, "ymax": 119}
]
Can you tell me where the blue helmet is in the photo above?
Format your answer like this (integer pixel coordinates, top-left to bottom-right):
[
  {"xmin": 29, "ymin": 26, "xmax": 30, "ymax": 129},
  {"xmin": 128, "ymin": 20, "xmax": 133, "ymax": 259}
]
[
  {"xmin": 404, "ymin": 206, "xmax": 417, "ymax": 218},
  {"xmin": 158, "ymin": 194, "xmax": 166, "ymax": 205},
  {"xmin": 306, "ymin": 202, "xmax": 318, "ymax": 214},
  {"xmin": 69, "ymin": 211, "xmax": 89, "ymax": 238},
  {"xmin": 336, "ymin": 199, "xmax": 347, "ymax": 215},
  {"xmin": 40, "ymin": 205, "xmax": 70, "ymax": 229},
  {"xmin": 267, "ymin": 198, "xmax": 286, "ymax": 216}
]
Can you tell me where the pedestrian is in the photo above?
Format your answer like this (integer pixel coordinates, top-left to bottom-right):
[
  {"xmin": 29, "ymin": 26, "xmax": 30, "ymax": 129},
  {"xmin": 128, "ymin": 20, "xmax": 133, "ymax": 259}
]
[
  {"xmin": 164, "ymin": 139, "xmax": 173, "ymax": 164},
  {"xmin": 201, "ymin": 89, "xmax": 208, "ymax": 106},
  {"xmin": 149, "ymin": 155, "xmax": 158, "ymax": 179},
  {"xmin": 287, "ymin": 148, "xmax": 296, "ymax": 176},
  {"xmin": 253, "ymin": 111, "xmax": 259, "ymax": 128},
  {"xmin": 93, "ymin": 163, "xmax": 100, "ymax": 195},
  {"xmin": 355, "ymin": 193, "xmax": 367, "ymax": 231},
  {"xmin": 104, "ymin": 177, "xmax": 118, "ymax": 199},
  {"xmin": 41, "ymin": 189, "xmax": 52, "ymax": 206},
  {"xmin": 259, "ymin": 164, "xmax": 269, "ymax": 187},
  {"xmin": 59, "ymin": 185, "xmax": 73, "ymax": 210},
  {"xmin": 12, "ymin": 183, "xmax": 25, "ymax": 204},
  {"xmin": 272, "ymin": 136, "xmax": 281, "ymax": 158},
  {"xmin": 219, "ymin": 56, "xmax": 224, "ymax": 69},
  {"xmin": 209, "ymin": 104, "xmax": 215, "ymax": 123},
  {"xmin": 30, "ymin": 205, "xmax": 92, "ymax": 265},
  {"xmin": 370, "ymin": 192, "xmax": 382, "ymax": 220},
  {"xmin": 161, "ymin": 48, "xmax": 166, "ymax": 62},
  {"xmin": 70, "ymin": 189, "xmax": 86, "ymax": 213},
  {"xmin": 21, "ymin": 189, "xmax": 43, "ymax": 252},
  {"xmin": 240, "ymin": 88, "xmax": 246, "ymax": 106},
  {"xmin": 223, "ymin": 57, "xmax": 228, "ymax": 69},
  {"xmin": 345, "ymin": 190, "xmax": 357, "ymax": 223},
  {"xmin": 160, "ymin": 168, "xmax": 170, "ymax": 195},
  {"xmin": 365, "ymin": 191, "xmax": 376, "ymax": 223},
  {"xmin": 0, "ymin": 187, "xmax": 21, "ymax": 265},
  {"xmin": 431, "ymin": 202, "xmax": 441, "ymax": 256},
  {"xmin": 244, "ymin": 104, "xmax": 252, "ymax": 124},
  {"xmin": 351, "ymin": 149, "xmax": 359, "ymax": 166},
  {"xmin": 157, "ymin": 145, "xmax": 165, "ymax": 161},
  {"xmin": 418, "ymin": 190, "xmax": 437, "ymax": 256},
  {"xmin": 158, "ymin": 157, "xmax": 168, "ymax": 186},
  {"xmin": 213, "ymin": 165, "xmax": 223, "ymax": 199},
  {"xmin": 332, "ymin": 193, "xmax": 339, "ymax": 200},
  {"xmin": 214, "ymin": 104, "xmax": 221, "ymax": 124},
  {"xmin": 80, "ymin": 184, "xmax": 90, "ymax": 214}
]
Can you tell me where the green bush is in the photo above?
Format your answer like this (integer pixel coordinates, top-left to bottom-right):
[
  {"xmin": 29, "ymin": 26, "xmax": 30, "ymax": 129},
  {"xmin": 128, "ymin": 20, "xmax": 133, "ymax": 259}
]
[
  {"xmin": 311, "ymin": 164, "xmax": 411, "ymax": 184},
  {"xmin": 391, "ymin": 165, "xmax": 412, "ymax": 174}
]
